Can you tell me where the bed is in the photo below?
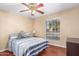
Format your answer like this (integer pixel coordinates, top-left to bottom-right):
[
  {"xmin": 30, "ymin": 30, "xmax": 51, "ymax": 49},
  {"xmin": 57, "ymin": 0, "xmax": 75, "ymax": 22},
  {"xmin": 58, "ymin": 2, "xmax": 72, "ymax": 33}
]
[{"xmin": 8, "ymin": 31, "xmax": 48, "ymax": 56}]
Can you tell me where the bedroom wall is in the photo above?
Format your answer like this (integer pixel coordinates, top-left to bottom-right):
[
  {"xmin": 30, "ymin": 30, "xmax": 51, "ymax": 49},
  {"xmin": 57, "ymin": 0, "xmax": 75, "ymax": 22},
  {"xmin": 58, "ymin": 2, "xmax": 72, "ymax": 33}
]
[
  {"xmin": 0, "ymin": 11, "xmax": 33, "ymax": 51},
  {"xmin": 34, "ymin": 6, "xmax": 79, "ymax": 48}
]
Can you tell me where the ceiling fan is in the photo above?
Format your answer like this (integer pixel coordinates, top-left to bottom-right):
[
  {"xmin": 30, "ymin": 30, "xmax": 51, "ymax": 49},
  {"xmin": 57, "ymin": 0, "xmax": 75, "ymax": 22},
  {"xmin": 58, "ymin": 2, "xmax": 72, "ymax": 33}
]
[{"xmin": 20, "ymin": 3, "xmax": 44, "ymax": 16}]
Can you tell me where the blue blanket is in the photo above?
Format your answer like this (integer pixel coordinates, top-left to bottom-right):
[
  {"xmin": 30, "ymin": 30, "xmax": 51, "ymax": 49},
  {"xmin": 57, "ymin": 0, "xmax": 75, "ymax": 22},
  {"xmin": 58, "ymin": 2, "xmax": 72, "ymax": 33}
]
[{"xmin": 9, "ymin": 37, "xmax": 48, "ymax": 56}]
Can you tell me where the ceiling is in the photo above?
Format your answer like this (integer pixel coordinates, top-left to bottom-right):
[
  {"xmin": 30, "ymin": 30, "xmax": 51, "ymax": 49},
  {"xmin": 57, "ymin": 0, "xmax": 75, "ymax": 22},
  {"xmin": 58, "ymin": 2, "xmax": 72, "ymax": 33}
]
[{"xmin": 0, "ymin": 3, "xmax": 79, "ymax": 19}]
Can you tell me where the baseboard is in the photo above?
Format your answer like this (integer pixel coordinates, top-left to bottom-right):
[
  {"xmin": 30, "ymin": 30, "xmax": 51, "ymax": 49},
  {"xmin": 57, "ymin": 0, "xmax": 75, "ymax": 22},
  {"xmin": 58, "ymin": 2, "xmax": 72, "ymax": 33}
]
[
  {"xmin": 48, "ymin": 43, "xmax": 66, "ymax": 48},
  {"xmin": 0, "ymin": 48, "xmax": 8, "ymax": 52}
]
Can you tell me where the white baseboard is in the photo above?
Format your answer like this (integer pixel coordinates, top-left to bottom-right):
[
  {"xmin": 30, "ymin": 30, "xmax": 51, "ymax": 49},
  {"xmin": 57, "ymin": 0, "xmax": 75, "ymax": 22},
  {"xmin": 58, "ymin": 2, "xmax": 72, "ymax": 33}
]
[
  {"xmin": 0, "ymin": 48, "xmax": 8, "ymax": 52},
  {"xmin": 48, "ymin": 43, "xmax": 66, "ymax": 48}
]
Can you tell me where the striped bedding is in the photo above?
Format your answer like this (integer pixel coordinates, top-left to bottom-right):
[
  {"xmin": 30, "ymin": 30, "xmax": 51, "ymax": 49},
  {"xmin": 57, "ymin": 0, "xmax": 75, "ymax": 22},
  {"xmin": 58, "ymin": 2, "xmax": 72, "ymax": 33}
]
[{"xmin": 8, "ymin": 37, "xmax": 48, "ymax": 56}]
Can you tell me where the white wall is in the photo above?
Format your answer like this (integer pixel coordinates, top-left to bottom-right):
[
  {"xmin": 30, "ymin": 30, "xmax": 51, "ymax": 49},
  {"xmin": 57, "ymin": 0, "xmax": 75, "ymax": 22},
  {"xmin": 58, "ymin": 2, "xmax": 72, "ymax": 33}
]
[{"xmin": 34, "ymin": 7, "xmax": 79, "ymax": 48}]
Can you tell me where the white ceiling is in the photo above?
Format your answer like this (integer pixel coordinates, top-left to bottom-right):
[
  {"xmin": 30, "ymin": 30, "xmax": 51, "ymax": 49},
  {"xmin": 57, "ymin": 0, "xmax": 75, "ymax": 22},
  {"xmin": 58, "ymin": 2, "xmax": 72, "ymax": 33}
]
[{"xmin": 0, "ymin": 3, "xmax": 79, "ymax": 19}]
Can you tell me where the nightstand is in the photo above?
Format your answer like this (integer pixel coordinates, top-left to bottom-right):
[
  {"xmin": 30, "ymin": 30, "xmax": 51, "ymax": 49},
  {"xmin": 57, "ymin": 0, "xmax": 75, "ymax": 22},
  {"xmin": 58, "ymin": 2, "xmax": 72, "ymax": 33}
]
[{"xmin": 67, "ymin": 38, "xmax": 79, "ymax": 56}]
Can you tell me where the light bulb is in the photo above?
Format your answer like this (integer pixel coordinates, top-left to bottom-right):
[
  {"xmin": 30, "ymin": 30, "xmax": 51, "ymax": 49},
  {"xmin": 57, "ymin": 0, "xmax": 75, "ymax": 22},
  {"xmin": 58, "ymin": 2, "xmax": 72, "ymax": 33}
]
[{"xmin": 32, "ymin": 10, "xmax": 36, "ymax": 14}]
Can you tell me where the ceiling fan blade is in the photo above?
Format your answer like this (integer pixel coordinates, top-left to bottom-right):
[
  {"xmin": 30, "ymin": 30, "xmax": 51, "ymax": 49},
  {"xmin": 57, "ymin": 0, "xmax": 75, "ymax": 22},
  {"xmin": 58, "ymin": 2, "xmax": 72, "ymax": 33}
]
[
  {"xmin": 20, "ymin": 10, "xmax": 29, "ymax": 12},
  {"xmin": 36, "ymin": 10, "xmax": 44, "ymax": 14},
  {"xmin": 21, "ymin": 3, "xmax": 30, "ymax": 8},
  {"xmin": 36, "ymin": 3, "xmax": 44, "ymax": 8}
]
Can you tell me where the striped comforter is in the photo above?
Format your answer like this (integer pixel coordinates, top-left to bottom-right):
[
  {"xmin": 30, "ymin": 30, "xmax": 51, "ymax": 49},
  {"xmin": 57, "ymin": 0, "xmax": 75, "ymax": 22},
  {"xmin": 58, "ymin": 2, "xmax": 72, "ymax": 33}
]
[{"xmin": 8, "ymin": 37, "xmax": 48, "ymax": 56}]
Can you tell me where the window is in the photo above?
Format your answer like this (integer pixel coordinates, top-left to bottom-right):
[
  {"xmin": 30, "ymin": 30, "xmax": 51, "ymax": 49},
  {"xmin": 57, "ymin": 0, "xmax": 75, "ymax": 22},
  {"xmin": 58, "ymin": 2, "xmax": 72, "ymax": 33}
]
[{"xmin": 46, "ymin": 19, "xmax": 60, "ymax": 40}]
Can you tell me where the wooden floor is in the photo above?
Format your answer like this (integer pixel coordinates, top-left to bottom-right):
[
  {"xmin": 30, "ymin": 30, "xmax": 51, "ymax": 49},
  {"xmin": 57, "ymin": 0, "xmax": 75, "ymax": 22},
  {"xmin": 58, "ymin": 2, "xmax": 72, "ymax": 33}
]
[{"xmin": 0, "ymin": 45, "xmax": 66, "ymax": 56}]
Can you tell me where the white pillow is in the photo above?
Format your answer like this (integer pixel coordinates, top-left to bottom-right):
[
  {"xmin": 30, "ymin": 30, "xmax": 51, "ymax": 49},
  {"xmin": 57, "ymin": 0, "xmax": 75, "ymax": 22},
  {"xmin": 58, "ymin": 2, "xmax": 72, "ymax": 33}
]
[{"xmin": 9, "ymin": 33, "xmax": 18, "ymax": 39}]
